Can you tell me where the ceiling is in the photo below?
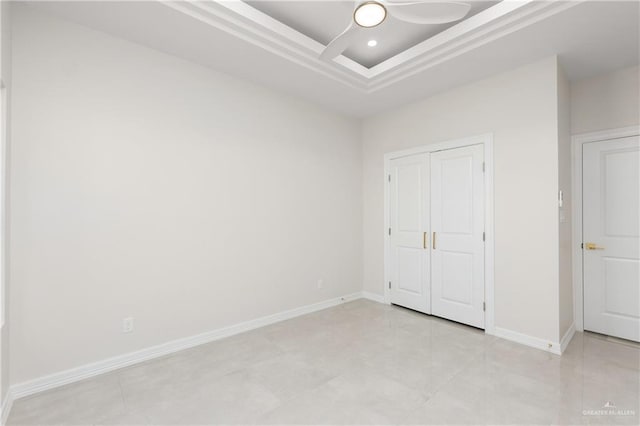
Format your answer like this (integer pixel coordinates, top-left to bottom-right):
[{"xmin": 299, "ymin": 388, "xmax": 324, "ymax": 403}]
[
  {"xmin": 246, "ymin": 1, "xmax": 499, "ymax": 68},
  {"xmin": 23, "ymin": 1, "xmax": 640, "ymax": 117}
]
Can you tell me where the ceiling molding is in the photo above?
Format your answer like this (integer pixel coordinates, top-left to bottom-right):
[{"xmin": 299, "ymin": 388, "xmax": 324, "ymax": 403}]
[
  {"xmin": 162, "ymin": 0, "xmax": 583, "ymax": 94},
  {"xmin": 367, "ymin": 0, "xmax": 582, "ymax": 91},
  {"xmin": 163, "ymin": 0, "xmax": 370, "ymax": 91}
]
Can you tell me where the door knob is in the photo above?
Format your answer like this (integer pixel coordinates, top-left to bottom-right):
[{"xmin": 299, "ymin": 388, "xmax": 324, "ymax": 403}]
[{"xmin": 584, "ymin": 242, "xmax": 605, "ymax": 250}]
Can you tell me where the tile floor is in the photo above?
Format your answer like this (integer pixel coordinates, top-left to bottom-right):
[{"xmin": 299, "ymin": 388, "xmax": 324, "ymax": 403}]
[{"xmin": 8, "ymin": 300, "xmax": 640, "ymax": 425}]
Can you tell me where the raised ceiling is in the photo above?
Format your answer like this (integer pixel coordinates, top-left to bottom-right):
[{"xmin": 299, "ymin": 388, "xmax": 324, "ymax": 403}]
[
  {"xmin": 24, "ymin": 1, "xmax": 640, "ymax": 117},
  {"xmin": 246, "ymin": 1, "xmax": 500, "ymax": 68}
]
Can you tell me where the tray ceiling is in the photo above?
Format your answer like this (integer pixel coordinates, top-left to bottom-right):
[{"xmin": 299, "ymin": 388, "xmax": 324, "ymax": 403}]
[
  {"xmin": 247, "ymin": 1, "xmax": 499, "ymax": 68},
  {"xmin": 24, "ymin": 1, "xmax": 639, "ymax": 116}
]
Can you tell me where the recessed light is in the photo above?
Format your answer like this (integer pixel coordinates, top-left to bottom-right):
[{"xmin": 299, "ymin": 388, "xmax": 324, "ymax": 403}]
[
  {"xmin": 367, "ymin": 40, "xmax": 378, "ymax": 47},
  {"xmin": 354, "ymin": 2, "xmax": 387, "ymax": 28}
]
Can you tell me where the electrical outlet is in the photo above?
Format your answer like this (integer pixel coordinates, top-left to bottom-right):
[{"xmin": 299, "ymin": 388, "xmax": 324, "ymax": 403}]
[
  {"xmin": 122, "ymin": 317, "xmax": 134, "ymax": 333},
  {"xmin": 317, "ymin": 279, "xmax": 324, "ymax": 289}
]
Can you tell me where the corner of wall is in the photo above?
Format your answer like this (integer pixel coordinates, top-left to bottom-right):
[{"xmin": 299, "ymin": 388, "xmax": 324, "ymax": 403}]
[
  {"xmin": 557, "ymin": 60, "xmax": 574, "ymax": 342},
  {"xmin": 359, "ymin": 116, "xmax": 367, "ymax": 296}
]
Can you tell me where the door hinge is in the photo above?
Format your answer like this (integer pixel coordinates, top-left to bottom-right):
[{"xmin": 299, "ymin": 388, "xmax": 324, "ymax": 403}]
[
  {"xmin": 482, "ymin": 231, "xmax": 485, "ymax": 242},
  {"xmin": 388, "ymin": 227, "xmax": 391, "ymax": 236},
  {"xmin": 388, "ymin": 174, "xmax": 391, "ymax": 183},
  {"xmin": 482, "ymin": 162, "xmax": 485, "ymax": 173},
  {"xmin": 483, "ymin": 302, "xmax": 486, "ymax": 311},
  {"xmin": 388, "ymin": 281, "xmax": 391, "ymax": 289}
]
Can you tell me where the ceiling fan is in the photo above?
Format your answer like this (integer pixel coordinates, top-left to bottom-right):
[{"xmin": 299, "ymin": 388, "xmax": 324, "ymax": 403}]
[{"xmin": 319, "ymin": 0, "xmax": 472, "ymax": 60}]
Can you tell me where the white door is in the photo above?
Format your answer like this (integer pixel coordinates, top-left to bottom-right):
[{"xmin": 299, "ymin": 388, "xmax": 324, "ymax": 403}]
[
  {"xmin": 389, "ymin": 154, "xmax": 430, "ymax": 313},
  {"xmin": 583, "ymin": 136, "xmax": 640, "ymax": 342},
  {"xmin": 430, "ymin": 144, "xmax": 485, "ymax": 329}
]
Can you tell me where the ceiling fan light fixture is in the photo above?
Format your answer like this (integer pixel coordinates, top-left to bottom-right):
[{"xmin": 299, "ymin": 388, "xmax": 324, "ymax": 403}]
[
  {"xmin": 321, "ymin": 0, "xmax": 470, "ymax": 60},
  {"xmin": 354, "ymin": 2, "xmax": 387, "ymax": 28}
]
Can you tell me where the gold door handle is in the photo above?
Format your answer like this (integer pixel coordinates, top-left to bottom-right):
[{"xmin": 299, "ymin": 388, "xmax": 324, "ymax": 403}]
[
  {"xmin": 432, "ymin": 232, "xmax": 436, "ymax": 250},
  {"xmin": 585, "ymin": 242, "xmax": 605, "ymax": 250},
  {"xmin": 423, "ymin": 232, "xmax": 427, "ymax": 249}
]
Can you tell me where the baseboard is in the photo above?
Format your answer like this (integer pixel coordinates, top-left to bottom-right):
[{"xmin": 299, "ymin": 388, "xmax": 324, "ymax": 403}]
[
  {"xmin": 1, "ymin": 390, "xmax": 13, "ymax": 425},
  {"xmin": 493, "ymin": 326, "xmax": 562, "ymax": 355},
  {"xmin": 10, "ymin": 292, "xmax": 363, "ymax": 401},
  {"xmin": 363, "ymin": 294, "xmax": 569, "ymax": 355},
  {"xmin": 361, "ymin": 291, "xmax": 386, "ymax": 304},
  {"xmin": 560, "ymin": 322, "xmax": 576, "ymax": 353}
]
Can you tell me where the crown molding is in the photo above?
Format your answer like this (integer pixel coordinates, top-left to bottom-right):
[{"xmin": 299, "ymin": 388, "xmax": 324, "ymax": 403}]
[
  {"xmin": 367, "ymin": 0, "xmax": 581, "ymax": 90},
  {"xmin": 162, "ymin": 0, "xmax": 583, "ymax": 94},
  {"xmin": 162, "ymin": 0, "xmax": 370, "ymax": 91}
]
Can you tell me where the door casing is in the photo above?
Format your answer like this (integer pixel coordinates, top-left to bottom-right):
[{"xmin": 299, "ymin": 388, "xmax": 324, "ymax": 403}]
[
  {"xmin": 571, "ymin": 126, "xmax": 640, "ymax": 333},
  {"xmin": 383, "ymin": 133, "xmax": 495, "ymax": 335}
]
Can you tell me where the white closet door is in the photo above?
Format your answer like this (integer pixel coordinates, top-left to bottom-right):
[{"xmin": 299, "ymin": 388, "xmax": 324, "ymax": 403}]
[
  {"xmin": 430, "ymin": 144, "xmax": 485, "ymax": 328},
  {"xmin": 583, "ymin": 136, "xmax": 640, "ymax": 342},
  {"xmin": 389, "ymin": 154, "xmax": 430, "ymax": 314}
]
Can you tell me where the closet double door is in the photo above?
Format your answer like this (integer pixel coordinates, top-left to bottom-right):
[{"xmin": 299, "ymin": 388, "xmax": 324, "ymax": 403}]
[{"xmin": 388, "ymin": 144, "xmax": 485, "ymax": 329}]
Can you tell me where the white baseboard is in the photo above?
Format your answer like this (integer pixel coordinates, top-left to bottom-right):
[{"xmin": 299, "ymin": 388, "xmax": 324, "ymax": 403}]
[
  {"xmin": 362, "ymin": 293, "xmax": 570, "ymax": 355},
  {"xmin": 1, "ymin": 390, "xmax": 13, "ymax": 426},
  {"xmin": 7, "ymin": 291, "xmax": 576, "ymax": 416},
  {"xmin": 560, "ymin": 322, "xmax": 576, "ymax": 353},
  {"xmin": 362, "ymin": 293, "xmax": 572, "ymax": 357},
  {"xmin": 493, "ymin": 326, "xmax": 562, "ymax": 355},
  {"xmin": 361, "ymin": 291, "xmax": 386, "ymax": 304},
  {"xmin": 10, "ymin": 292, "xmax": 363, "ymax": 401},
  {"xmin": 365, "ymin": 294, "xmax": 568, "ymax": 356}
]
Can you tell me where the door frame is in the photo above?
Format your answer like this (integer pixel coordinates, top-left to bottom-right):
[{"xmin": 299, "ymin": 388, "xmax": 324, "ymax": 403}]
[
  {"xmin": 571, "ymin": 125, "xmax": 640, "ymax": 333},
  {"xmin": 383, "ymin": 133, "xmax": 495, "ymax": 334}
]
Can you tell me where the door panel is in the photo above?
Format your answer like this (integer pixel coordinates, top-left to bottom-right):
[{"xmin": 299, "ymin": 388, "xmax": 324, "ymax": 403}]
[
  {"xmin": 431, "ymin": 144, "xmax": 485, "ymax": 328},
  {"xmin": 583, "ymin": 136, "xmax": 640, "ymax": 342},
  {"xmin": 604, "ymin": 150, "xmax": 639, "ymax": 237},
  {"xmin": 440, "ymin": 156, "xmax": 473, "ymax": 234},
  {"xmin": 389, "ymin": 154, "xmax": 430, "ymax": 313},
  {"xmin": 441, "ymin": 252, "xmax": 473, "ymax": 304},
  {"xmin": 397, "ymin": 247, "xmax": 423, "ymax": 294},
  {"xmin": 603, "ymin": 258, "xmax": 639, "ymax": 318}
]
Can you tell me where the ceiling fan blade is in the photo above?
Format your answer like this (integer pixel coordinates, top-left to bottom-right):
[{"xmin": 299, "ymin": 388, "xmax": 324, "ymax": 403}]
[
  {"xmin": 319, "ymin": 22, "xmax": 361, "ymax": 61},
  {"xmin": 387, "ymin": 1, "xmax": 471, "ymax": 25}
]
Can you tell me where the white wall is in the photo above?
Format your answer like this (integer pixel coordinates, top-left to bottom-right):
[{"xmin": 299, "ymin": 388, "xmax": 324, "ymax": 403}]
[
  {"xmin": 557, "ymin": 64, "xmax": 573, "ymax": 339},
  {"xmin": 571, "ymin": 65, "xmax": 640, "ymax": 135},
  {"xmin": 10, "ymin": 7, "xmax": 362, "ymax": 385},
  {"xmin": 362, "ymin": 57, "xmax": 563, "ymax": 344}
]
